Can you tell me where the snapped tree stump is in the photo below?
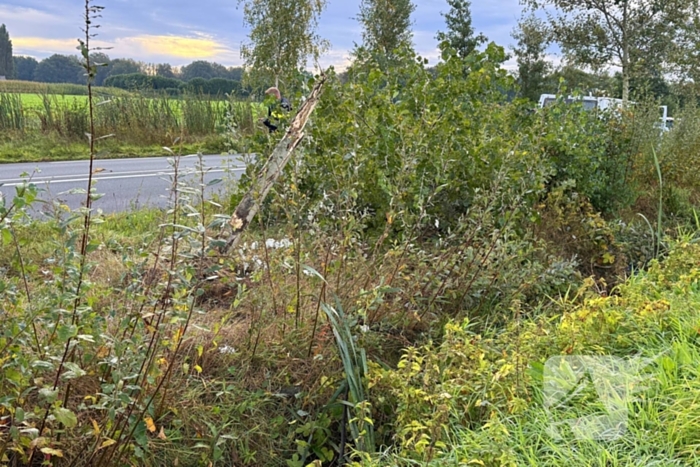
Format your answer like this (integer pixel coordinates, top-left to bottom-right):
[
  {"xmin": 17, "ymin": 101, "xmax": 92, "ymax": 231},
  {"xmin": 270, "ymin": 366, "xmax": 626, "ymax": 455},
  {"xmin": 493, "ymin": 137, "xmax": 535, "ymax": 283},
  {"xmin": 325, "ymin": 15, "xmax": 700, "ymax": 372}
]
[{"xmin": 222, "ymin": 73, "xmax": 327, "ymax": 253}]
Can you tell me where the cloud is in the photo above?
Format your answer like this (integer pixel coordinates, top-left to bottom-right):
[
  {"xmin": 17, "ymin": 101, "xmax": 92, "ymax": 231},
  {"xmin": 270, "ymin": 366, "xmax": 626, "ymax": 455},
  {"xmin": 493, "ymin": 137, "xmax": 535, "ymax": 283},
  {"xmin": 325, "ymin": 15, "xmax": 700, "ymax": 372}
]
[
  {"xmin": 116, "ymin": 35, "xmax": 233, "ymax": 60},
  {"xmin": 12, "ymin": 37, "xmax": 81, "ymax": 56},
  {"xmin": 315, "ymin": 49, "xmax": 354, "ymax": 72},
  {"xmin": 12, "ymin": 33, "xmax": 243, "ymax": 67}
]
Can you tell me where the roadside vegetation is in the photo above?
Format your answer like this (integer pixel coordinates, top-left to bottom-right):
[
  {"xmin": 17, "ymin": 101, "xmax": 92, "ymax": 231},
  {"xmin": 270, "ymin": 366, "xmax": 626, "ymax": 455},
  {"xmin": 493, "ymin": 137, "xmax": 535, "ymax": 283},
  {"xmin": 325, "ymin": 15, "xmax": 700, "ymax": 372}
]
[
  {"xmin": 0, "ymin": 89, "xmax": 266, "ymax": 162},
  {"xmin": 3, "ymin": 0, "xmax": 700, "ymax": 466}
]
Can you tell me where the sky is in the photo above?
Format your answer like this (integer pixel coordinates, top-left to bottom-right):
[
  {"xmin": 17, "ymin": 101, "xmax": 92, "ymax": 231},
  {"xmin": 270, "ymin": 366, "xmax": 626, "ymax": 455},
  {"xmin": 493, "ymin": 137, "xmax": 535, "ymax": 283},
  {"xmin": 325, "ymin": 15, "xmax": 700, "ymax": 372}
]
[{"xmin": 0, "ymin": 0, "xmax": 527, "ymax": 70}]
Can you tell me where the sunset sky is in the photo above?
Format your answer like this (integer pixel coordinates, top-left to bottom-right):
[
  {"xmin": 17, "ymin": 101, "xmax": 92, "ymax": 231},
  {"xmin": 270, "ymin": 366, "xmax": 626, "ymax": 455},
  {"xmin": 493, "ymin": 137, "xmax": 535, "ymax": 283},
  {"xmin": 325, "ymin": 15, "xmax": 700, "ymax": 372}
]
[{"xmin": 1, "ymin": 0, "xmax": 526, "ymax": 69}]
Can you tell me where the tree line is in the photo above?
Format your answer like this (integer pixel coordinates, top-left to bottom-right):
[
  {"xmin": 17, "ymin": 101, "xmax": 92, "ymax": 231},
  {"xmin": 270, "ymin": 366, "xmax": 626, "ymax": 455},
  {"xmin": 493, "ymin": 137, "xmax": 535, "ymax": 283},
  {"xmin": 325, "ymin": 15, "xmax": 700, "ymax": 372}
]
[
  {"xmin": 2, "ymin": 0, "xmax": 700, "ymax": 104},
  {"xmin": 0, "ymin": 29, "xmax": 246, "ymax": 95}
]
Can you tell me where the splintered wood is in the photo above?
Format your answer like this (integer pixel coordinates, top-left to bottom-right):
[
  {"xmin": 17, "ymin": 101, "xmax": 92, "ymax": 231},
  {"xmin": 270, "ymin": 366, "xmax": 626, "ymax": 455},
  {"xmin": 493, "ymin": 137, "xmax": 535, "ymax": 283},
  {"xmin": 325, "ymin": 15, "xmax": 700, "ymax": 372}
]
[{"xmin": 223, "ymin": 74, "xmax": 327, "ymax": 253}]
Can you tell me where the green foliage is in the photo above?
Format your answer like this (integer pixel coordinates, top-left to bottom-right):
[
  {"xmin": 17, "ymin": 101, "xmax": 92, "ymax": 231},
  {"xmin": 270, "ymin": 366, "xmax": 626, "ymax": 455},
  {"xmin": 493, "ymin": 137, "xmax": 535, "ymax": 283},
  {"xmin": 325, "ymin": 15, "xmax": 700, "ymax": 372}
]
[
  {"xmin": 0, "ymin": 79, "xmax": 129, "ymax": 96},
  {"xmin": 306, "ymin": 43, "xmax": 543, "ymax": 233},
  {"xmin": 435, "ymin": 0, "xmax": 486, "ymax": 59},
  {"xmin": 103, "ymin": 73, "xmax": 245, "ymax": 97},
  {"xmin": 32, "ymin": 54, "xmax": 83, "ymax": 84},
  {"xmin": 180, "ymin": 60, "xmax": 241, "ymax": 81},
  {"xmin": 357, "ymin": 0, "xmax": 415, "ymax": 65},
  {"xmin": 240, "ymin": 0, "xmax": 328, "ymax": 89},
  {"xmin": 368, "ymin": 241, "xmax": 700, "ymax": 466},
  {"xmin": 535, "ymin": 181, "xmax": 625, "ymax": 280},
  {"xmin": 537, "ymin": 96, "xmax": 640, "ymax": 213},
  {"xmin": 103, "ymin": 57, "xmax": 141, "ymax": 79},
  {"xmin": 12, "ymin": 56, "xmax": 38, "ymax": 81},
  {"xmin": 184, "ymin": 77, "xmax": 244, "ymax": 97},
  {"xmin": 653, "ymin": 103, "xmax": 700, "ymax": 210},
  {"xmin": 524, "ymin": 0, "xmax": 697, "ymax": 102},
  {"xmin": 511, "ymin": 14, "xmax": 551, "ymax": 102},
  {"xmin": 369, "ymin": 318, "xmax": 529, "ymax": 463},
  {"xmin": 0, "ymin": 92, "xmax": 24, "ymax": 131},
  {"xmin": 0, "ymin": 24, "xmax": 14, "ymax": 79},
  {"xmin": 104, "ymin": 72, "xmax": 181, "ymax": 93}
]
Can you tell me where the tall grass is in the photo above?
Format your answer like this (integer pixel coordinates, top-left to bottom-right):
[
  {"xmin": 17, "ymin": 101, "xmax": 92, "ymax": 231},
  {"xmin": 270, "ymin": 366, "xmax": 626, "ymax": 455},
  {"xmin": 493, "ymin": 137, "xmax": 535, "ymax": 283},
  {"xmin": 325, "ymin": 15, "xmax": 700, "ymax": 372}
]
[
  {"xmin": 181, "ymin": 93, "xmax": 223, "ymax": 136},
  {"xmin": 37, "ymin": 93, "xmax": 89, "ymax": 138},
  {"xmin": 0, "ymin": 92, "xmax": 24, "ymax": 131},
  {"xmin": 0, "ymin": 90, "xmax": 254, "ymax": 147}
]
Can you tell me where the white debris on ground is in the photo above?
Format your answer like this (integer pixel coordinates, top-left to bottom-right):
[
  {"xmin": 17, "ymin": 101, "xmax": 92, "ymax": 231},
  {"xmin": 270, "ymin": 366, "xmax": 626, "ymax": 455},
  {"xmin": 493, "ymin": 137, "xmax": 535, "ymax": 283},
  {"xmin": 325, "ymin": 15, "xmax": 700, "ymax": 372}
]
[
  {"xmin": 219, "ymin": 345, "xmax": 236, "ymax": 355},
  {"xmin": 236, "ymin": 238, "xmax": 294, "ymax": 274}
]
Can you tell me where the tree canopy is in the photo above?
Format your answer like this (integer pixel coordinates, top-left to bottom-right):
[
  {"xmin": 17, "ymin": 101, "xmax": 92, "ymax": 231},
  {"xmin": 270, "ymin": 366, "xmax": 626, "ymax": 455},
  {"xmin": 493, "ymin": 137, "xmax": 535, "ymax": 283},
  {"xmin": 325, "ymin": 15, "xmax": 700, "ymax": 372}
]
[
  {"xmin": 32, "ymin": 54, "xmax": 82, "ymax": 84},
  {"xmin": 436, "ymin": 0, "xmax": 485, "ymax": 59},
  {"xmin": 511, "ymin": 14, "xmax": 551, "ymax": 101},
  {"xmin": 0, "ymin": 24, "xmax": 14, "ymax": 79},
  {"xmin": 13, "ymin": 56, "xmax": 37, "ymax": 81},
  {"xmin": 357, "ymin": 0, "xmax": 415, "ymax": 62},
  {"xmin": 240, "ymin": 0, "xmax": 328, "ymax": 90},
  {"xmin": 523, "ymin": 0, "xmax": 698, "ymax": 102}
]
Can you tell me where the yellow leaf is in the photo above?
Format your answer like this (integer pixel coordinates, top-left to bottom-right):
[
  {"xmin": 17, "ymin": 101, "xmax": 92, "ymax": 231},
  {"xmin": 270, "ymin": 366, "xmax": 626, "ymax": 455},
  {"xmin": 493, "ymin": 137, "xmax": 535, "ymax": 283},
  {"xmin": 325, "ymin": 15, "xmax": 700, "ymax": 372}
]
[
  {"xmin": 99, "ymin": 439, "xmax": 117, "ymax": 450},
  {"xmin": 194, "ymin": 364, "xmax": 202, "ymax": 374},
  {"xmin": 91, "ymin": 419, "xmax": 100, "ymax": 435},
  {"xmin": 145, "ymin": 416, "xmax": 156, "ymax": 433},
  {"xmin": 40, "ymin": 447, "xmax": 64, "ymax": 457}
]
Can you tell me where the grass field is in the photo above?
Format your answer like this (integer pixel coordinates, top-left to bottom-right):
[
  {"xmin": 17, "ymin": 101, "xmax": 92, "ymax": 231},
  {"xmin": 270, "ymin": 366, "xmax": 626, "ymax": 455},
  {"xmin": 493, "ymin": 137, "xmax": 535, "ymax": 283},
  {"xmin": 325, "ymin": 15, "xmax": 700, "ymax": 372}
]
[
  {"xmin": 15, "ymin": 93, "xmax": 88, "ymax": 110},
  {"xmin": 0, "ymin": 79, "xmax": 131, "ymax": 96},
  {"xmin": 0, "ymin": 86, "xmax": 268, "ymax": 161}
]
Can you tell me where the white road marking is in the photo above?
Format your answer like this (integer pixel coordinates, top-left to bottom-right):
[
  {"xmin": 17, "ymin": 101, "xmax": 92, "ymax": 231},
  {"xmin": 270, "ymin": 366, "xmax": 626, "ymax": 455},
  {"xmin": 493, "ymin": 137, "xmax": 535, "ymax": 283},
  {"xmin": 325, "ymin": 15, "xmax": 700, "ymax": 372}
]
[
  {"xmin": 0, "ymin": 168, "xmax": 244, "ymax": 187},
  {"xmin": 0, "ymin": 166, "xmax": 247, "ymax": 184}
]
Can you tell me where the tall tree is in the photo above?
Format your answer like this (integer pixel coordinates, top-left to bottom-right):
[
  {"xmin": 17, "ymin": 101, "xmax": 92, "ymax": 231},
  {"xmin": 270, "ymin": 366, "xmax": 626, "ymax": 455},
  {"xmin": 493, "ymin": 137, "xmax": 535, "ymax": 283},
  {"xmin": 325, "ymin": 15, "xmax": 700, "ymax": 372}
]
[
  {"xmin": 105, "ymin": 58, "xmax": 142, "ymax": 79},
  {"xmin": 511, "ymin": 14, "xmax": 551, "ymax": 101},
  {"xmin": 357, "ymin": 0, "xmax": 415, "ymax": 60},
  {"xmin": 673, "ymin": 15, "xmax": 700, "ymax": 85},
  {"xmin": 156, "ymin": 63, "xmax": 177, "ymax": 79},
  {"xmin": 0, "ymin": 24, "xmax": 14, "ymax": 79},
  {"xmin": 226, "ymin": 66, "xmax": 244, "ymax": 81},
  {"xmin": 89, "ymin": 52, "xmax": 111, "ymax": 85},
  {"xmin": 180, "ymin": 60, "xmax": 229, "ymax": 81},
  {"xmin": 240, "ymin": 0, "xmax": 328, "ymax": 89},
  {"xmin": 13, "ymin": 56, "xmax": 38, "ymax": 81},
  {"xmin": 33, "ymin": 54, "xmax": 82, "ymax": 83},
  {"xmin": 523, "ymin": 0, "xmax": 697, "ymax": 102},
  {"xmin": 436, "ymin": 0, "xmax": 486, "ymax": 59}
]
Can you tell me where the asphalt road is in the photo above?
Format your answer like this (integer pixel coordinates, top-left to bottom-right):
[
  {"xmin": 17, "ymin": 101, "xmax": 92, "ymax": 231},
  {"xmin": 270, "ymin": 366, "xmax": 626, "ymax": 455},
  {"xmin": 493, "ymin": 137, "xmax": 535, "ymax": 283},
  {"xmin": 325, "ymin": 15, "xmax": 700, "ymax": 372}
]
[{"xmin": 0, "ymin": 154, "xmax": 250, "ymax": 216}]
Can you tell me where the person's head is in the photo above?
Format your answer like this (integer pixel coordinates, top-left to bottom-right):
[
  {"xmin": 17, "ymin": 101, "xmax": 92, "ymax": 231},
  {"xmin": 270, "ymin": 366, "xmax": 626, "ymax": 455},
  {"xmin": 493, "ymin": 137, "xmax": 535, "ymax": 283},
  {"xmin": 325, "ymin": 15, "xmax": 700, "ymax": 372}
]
[{"xmin": 264, "ymin": 87, "xmax": 281, "ymax": 100}]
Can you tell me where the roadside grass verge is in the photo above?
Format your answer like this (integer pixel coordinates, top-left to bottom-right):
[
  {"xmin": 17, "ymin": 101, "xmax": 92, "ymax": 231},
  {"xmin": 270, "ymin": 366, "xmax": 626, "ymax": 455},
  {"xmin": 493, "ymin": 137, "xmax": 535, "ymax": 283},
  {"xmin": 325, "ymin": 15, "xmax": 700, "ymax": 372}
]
[
  {"xmin": 367, "ymin": 239, "xmax": 700, "ymax": 466},
  {"xmin": 0, "ymin": 131, "xmax": 229, "ymax": 162}
]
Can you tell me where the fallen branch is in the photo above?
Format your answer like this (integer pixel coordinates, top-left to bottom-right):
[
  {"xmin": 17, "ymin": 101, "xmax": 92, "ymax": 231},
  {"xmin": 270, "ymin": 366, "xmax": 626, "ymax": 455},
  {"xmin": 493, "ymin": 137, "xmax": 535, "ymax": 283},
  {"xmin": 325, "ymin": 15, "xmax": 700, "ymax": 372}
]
[{"xmin": 223, "ymin": 73, "xmax": 328, "ymax": 253}]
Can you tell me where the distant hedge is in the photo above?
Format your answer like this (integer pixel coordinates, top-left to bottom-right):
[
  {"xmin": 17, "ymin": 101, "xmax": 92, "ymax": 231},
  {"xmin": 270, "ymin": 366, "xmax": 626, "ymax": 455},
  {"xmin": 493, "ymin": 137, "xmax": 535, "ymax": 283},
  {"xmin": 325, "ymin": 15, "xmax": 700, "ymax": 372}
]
[
  {"xmin": 0, "ymin": 79, "xmax": 131, "ymax": 97},
  {"xmin": 103, "ymin": 73, "xmax": 247, "ymax": 97}
]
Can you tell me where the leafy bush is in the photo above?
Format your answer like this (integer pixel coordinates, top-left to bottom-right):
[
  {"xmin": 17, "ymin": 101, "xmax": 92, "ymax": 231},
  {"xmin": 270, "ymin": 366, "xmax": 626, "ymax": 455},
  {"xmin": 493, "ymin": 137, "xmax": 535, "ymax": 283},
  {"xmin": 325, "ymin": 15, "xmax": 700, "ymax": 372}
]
[{"xmin": 368, "ymin": 241, "xmax": 700, "ymax": 466}]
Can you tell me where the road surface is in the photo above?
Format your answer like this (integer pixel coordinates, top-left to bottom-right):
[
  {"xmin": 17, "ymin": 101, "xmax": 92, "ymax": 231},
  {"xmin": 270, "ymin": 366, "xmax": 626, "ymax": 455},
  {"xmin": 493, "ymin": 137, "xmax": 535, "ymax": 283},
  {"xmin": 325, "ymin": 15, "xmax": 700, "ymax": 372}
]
[{"xmin": 0, "ymin": 154, "xmax": 250, "ymax": 216}]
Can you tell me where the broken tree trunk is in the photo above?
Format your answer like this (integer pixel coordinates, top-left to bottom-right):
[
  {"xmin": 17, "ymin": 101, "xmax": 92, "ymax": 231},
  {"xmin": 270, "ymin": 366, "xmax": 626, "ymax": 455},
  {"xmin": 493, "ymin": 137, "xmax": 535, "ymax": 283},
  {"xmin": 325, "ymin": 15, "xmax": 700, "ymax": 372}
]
[{"xmin": 222, "ymin": 74, "xmax": 327, "ymax": 253}]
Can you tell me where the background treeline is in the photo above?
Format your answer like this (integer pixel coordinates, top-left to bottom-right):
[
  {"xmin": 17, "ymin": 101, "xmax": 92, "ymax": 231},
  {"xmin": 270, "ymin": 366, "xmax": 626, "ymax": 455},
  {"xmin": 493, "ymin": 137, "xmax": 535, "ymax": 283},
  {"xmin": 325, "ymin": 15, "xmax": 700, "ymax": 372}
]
[{"xmin": 10, "ymin": 53, "xmax": 249, "ymax": 97}]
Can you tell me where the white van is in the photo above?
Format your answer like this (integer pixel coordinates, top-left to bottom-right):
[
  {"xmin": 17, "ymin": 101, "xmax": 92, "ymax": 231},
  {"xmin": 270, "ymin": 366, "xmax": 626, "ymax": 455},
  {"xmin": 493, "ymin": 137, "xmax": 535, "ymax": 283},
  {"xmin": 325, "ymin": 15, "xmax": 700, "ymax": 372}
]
[{"xmin": 538, "ymin": 94, "xmax": 673, "ymax": 131}]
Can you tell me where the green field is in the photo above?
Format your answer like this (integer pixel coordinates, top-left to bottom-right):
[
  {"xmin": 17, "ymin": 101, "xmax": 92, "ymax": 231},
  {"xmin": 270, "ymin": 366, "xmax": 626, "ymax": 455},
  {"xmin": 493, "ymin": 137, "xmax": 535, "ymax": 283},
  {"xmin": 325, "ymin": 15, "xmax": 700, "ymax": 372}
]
[
  {"xmin": 16, "ymin": 92, "xmax": 88, "ymax": 109},
  {"xmin": 0, "ymin": 87, "xmax": 267, "ymax": 162},
  {"xmin": 0, "ymin": 79, "xmax": 131, "ymax": 96}
]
